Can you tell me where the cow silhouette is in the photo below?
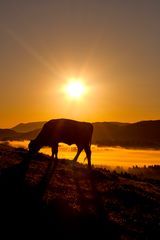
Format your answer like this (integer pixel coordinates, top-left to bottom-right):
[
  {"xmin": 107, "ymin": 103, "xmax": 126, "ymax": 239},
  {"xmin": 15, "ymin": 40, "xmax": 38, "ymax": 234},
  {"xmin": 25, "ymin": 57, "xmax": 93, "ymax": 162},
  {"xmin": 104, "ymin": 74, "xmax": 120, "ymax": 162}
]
[{"xmin": 28, "ymin": 118, "xmax": 93, "ymax": 168}]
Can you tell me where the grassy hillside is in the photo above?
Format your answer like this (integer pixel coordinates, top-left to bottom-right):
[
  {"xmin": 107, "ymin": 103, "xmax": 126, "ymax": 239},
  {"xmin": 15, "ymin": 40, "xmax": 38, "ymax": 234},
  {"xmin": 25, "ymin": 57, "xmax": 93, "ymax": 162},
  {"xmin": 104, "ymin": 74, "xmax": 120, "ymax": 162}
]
[{"xmin": 0, "ymin": 143, "xmax": 160, "ymax": 239}]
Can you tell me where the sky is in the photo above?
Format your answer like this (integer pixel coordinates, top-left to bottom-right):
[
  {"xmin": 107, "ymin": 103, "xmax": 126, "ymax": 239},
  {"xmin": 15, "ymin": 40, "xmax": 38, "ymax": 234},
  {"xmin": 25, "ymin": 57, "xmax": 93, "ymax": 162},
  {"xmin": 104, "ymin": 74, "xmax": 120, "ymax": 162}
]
[{"xmin": 0, "ymin": 0, "xmax": 160, "ymax": 128}]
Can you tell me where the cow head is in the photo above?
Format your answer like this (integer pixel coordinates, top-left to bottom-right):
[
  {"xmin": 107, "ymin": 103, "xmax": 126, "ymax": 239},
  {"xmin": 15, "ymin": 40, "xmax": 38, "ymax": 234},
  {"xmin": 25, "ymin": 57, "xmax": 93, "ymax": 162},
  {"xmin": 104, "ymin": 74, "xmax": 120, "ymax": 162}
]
[{"xmin": 28, "ymin": 139, "xmax": 41, "ymax": 154}]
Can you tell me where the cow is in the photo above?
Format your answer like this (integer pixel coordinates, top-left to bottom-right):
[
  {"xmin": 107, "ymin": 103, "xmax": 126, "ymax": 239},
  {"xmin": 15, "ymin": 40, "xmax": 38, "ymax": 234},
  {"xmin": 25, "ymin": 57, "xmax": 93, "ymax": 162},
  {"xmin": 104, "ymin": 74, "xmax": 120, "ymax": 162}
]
[{"xmin": 28, "ymin": 118, "xmax": 93, "ymax": 168}]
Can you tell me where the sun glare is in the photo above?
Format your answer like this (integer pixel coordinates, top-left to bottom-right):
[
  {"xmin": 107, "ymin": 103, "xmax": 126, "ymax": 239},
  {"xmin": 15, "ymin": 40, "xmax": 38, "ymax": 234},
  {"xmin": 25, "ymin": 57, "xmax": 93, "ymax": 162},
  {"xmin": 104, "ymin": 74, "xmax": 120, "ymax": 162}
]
[{"xmin": 65, "ymin": 80, "xmax": 86, "ymax": 99}]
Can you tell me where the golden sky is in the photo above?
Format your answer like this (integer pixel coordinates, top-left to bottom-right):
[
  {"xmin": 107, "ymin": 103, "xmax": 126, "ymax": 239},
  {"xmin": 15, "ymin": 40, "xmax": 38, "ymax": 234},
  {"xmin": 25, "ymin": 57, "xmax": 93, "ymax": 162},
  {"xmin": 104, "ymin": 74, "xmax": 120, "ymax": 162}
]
[{"xmin": 0, "ymin": 1, "xmax": 160, "ymax": 128}]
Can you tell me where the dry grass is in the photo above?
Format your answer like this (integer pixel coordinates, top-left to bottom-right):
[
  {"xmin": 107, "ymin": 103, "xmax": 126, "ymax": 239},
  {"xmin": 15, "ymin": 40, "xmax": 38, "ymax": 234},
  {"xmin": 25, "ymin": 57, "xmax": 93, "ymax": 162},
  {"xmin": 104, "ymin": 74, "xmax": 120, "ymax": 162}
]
[{"xmin": 0, "ymin": 143, "xmax": 160, "ymax": 239}]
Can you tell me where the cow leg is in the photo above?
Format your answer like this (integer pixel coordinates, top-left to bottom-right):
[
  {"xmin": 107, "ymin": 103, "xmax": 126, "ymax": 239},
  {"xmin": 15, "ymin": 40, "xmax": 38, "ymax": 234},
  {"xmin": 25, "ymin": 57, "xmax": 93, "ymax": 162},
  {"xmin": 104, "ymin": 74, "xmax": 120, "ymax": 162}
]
[
  {"xmin": 73, "ymin": 146, "xmax": 83, "ymax": 163},
  {"xmin": 51, "ymin": 144, "xmax": 58, "ymax": 163},
  {"xmin": 84, "ymin": 145, "xmax": 91, "ymax": 168}
]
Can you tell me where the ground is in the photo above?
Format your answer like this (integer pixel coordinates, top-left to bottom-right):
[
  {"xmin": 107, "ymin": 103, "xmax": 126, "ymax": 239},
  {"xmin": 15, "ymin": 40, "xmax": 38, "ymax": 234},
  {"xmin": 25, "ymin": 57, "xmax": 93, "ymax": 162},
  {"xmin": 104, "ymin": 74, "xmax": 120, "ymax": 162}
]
[{"xmin": 0, "ymin": 143, "xmax": 160, "ymax": 239}]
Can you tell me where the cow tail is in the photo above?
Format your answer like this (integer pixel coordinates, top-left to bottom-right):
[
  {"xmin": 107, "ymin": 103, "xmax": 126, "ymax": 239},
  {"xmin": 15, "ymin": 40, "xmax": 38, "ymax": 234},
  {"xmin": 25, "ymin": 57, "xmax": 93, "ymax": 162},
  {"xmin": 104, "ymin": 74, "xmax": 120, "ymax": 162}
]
[
  {"xmin": 89, "ymin": 124, "xmax": 93, "ymax": 147},
  {"xmin": 83, "ymin": 156, "xmax": 87, "ymax": 162}
]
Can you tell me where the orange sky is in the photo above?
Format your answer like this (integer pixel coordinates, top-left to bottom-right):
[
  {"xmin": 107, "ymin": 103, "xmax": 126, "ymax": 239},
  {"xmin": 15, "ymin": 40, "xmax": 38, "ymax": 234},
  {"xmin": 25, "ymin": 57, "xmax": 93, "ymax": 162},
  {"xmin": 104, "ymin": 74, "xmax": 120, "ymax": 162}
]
[{"xmin": 0, "ymin": 1, "xmax": 160, "ymax": 128}]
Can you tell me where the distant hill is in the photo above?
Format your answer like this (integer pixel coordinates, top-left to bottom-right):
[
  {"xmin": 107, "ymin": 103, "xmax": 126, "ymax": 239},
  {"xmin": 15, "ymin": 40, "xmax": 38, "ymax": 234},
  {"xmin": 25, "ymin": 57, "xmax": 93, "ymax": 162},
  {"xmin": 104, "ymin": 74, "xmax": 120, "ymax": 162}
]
[
  {"xmin": 1, "ymin": 120, "xmax": 160, "ymax": 148},
  {"xmin": 92, "ymin": 120, "xmax": 160, "ymax": 148},
  {"xmin": 11, "ymin": 121, "xmax": 46, "ymax": 133},
  {"xmin": 0, "ymin": 128, "xmax": 41, "ymax": 141},
  {"xmin": 0, "ymin": 129, "xmax": 21, "ymax": 140}
]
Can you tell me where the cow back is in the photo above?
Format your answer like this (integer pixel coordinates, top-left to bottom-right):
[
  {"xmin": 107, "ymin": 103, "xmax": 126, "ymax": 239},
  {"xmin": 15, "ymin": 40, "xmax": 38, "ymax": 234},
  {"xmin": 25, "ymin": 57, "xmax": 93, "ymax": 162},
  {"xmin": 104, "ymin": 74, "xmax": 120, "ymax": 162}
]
[{"xmin": 36, "ymin": 118, "xmax": 93, "ymax": 146}]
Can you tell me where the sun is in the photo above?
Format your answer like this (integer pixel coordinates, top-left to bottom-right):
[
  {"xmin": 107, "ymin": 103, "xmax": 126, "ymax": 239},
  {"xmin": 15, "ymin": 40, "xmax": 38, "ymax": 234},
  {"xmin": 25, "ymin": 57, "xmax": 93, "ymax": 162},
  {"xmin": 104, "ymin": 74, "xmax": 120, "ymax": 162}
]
[{"xmin": 65, "ymin": 80, "xmax": 86, "ymax": 99}]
